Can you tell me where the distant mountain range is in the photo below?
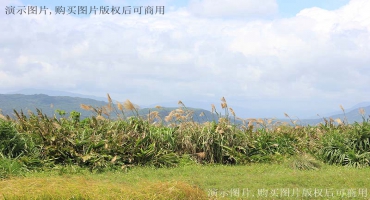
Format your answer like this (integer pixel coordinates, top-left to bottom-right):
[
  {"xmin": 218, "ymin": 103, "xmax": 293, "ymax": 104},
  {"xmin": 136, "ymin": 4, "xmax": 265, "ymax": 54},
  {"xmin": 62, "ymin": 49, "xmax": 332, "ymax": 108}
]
[
  {"xmin": 0, "ymin": 92, "xmax": 369, "ymax": 125},
  {"xmin": 0, "ymin": 94, "xmax": 108, "ymax": 119},
  {"xmin": 7, "ymin": 89, "xmax": 110, "ymax": 102},
  {"xmin": 0, "ymin": 94, "xmax": 219, "ymax": 123}
]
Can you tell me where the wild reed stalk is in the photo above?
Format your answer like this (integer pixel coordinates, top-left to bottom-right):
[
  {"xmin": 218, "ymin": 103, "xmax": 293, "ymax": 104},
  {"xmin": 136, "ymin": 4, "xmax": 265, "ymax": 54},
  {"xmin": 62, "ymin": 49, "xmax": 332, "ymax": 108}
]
[{"xmin": 2, "ymin": 94, "xmax": 370, "ymax": 169}]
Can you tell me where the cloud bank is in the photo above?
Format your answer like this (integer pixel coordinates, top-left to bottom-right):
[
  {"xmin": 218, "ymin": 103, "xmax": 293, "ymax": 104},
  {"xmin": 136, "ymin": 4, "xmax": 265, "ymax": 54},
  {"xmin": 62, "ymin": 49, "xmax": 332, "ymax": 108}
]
[
  {"xmin": 188, "ymin": 0, "xmax": 278, "ymax": 18},
  {"xmin": 0, "ymin": 0, "xmax": 369, "ymax": 118}
]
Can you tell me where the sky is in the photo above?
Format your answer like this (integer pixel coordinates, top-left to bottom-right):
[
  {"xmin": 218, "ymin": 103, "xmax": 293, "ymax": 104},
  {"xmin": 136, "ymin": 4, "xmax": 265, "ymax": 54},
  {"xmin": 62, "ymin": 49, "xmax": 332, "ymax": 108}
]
[{"xmin": 1, "ymin": 0, "xmax": 369, "ymax": 119}]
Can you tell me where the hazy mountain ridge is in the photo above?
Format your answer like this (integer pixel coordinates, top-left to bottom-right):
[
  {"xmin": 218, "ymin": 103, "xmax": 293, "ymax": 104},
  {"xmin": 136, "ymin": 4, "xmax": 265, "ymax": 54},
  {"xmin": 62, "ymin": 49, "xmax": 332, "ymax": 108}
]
[
  {"xmin": 325, "ymin": 106, "xmax": 370, "ymax": 124},
  {"xmin": 0, "ymin": 93, "xmax": 369, "ymax": 125},
  {"xmin": 0, "ymin": 94, "xmax": 220, "ymax": 122},
  {"xmin": 7, "ymin": 89, "xmax": 109, "ymax": 102},
  {"xmin": 0, "ymin": 94, "xmax": 108, "ymax": 119}
]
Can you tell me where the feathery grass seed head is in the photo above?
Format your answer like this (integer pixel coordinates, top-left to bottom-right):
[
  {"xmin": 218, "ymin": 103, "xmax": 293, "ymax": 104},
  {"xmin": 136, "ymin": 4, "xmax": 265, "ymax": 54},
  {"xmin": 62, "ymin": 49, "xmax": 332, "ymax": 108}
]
[
  {"xmin": 107, "ymin": 93, "xmax": 112, "ymax": 104},
  {"xmin": 359, "ymin": 108, "xmax": 365, "ymax": 116},
  {"xmin": 80, "ymin": 104, "xmax": 92, "ymax": 111},
  {"xmin": 117, "ymin": 102, "xmax": 123, "ymax": 111},
  {"xmin": 124, "ymin": 99, "xmax": 135, "ymax": 111},
  {"xmin": 229, "ymin": 108, "xmax": 235, "ymax": 117},
  {"xmin": 335, "ymin": 118, "xmax": 343, "ymax": 125},
  {"xmin": 340, "ymin": 105, "xmax": 344, "ymax": 112},
  {"xmin": 96, "ymin": 115, "xmax": 105, "ymax": 121}
]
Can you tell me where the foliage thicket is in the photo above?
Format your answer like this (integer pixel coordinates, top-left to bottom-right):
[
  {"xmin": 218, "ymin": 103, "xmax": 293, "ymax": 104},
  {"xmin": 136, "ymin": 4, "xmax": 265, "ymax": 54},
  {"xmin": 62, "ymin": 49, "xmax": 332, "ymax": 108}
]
[{"xmin": 1, "ymin": 96, "xmax": 370, "ymax": 179}]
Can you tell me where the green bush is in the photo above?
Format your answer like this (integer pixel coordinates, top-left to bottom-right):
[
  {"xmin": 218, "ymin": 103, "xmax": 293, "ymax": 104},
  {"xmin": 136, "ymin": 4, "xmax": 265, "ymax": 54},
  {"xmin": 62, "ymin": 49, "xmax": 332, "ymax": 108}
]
[
  {"xmin": 317, "ymin": 119, "xmax": 370, "ymax": 168},
  {"xmin": 0, "ymin": 119, "xmax": 25, "ymax": 157},
  {"xmin": 4, "ymin": 99, "xmax": 370, "ymax": 170}
]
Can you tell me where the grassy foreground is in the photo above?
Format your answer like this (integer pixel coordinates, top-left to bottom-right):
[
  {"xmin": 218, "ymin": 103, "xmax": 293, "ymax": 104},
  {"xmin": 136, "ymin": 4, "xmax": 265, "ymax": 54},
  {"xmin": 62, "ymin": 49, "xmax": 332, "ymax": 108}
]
[
  {"xmin": 1, "ymin": 96, "xmax": 370, "ymax": 199},
  {"xmin": 1, "ymin": 162, "xmax": 370, "ymax": 199}
]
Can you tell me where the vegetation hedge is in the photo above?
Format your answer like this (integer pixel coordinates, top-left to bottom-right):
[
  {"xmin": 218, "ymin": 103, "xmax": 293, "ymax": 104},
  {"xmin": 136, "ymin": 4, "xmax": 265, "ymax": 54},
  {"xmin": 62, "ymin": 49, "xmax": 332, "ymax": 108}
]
[{"xmin": 1, "ymin": 97, "xmax": 370, "ymax": 178}]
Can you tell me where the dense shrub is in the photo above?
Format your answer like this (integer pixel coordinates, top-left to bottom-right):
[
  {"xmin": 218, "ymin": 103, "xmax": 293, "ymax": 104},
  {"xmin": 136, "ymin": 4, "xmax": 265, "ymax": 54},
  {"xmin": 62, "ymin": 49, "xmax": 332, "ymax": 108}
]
[
  {"xmin": 0, "ymin": 119, "xmax": 25, "ymax": 157},
  {"xmin": 0, "ymin": 97, "xmax": 369, "ymax": 171},
  {"xmin": 317, "ymin": 119, "xmax": 370, "ymax": 168}
]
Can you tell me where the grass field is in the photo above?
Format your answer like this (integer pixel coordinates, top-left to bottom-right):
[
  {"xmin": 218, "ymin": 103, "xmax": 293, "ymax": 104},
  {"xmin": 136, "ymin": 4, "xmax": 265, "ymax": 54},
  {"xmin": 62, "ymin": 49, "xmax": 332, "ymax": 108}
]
[
  {"xmin": 1, "ymin": 161, "xmax": 370, "ymax": 199},
  {"xmin": 1, "ymin": 97, "xmax": 370, "ymax": 199}
]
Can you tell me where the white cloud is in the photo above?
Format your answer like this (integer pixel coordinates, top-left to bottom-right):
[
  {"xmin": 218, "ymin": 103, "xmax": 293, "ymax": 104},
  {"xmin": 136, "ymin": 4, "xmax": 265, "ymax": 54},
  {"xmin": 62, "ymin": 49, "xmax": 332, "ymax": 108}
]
[
  {"xmin": 0, "ymin": 0, "xmax": 369, "ymax": 118},
  {"xmin": 104, "ymin": 0, "xmax": 128, "ymax": 4},
  {"xmin": 0, "ymin": 0, "xmax": 21, "ymax": 7},
  {"xmin": 188, "ymin": 0, "xmax": 278, "ymax": 18},
  {"xmin": 104, "ymin": 0, "xmax": 175, "ymax": 8}
]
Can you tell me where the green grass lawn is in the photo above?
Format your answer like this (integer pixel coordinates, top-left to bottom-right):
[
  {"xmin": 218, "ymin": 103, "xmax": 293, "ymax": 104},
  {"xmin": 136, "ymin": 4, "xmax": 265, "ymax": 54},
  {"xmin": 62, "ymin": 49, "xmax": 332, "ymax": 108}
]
[{"xmin": 1, "ymin": 161, "xmax": 370, "ymax": 199}]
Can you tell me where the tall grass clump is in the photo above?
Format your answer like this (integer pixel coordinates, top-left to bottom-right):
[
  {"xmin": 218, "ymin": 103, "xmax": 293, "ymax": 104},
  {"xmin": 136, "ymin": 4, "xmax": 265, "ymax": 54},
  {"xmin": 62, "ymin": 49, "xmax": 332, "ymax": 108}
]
[
  {"xmin": 1, "ymin": 94, "xmax": 370, "ymax": 173},
  {"xmin": 317, "ymin": 108, "xmax": 370, "ymax": 168},
  {"xmin": 0, "ymin": 153, "xmax": 28, "ymax": 179},
  {"xmin": 0, "ymin": 119, "xmax": 26, "ymax": 157}
]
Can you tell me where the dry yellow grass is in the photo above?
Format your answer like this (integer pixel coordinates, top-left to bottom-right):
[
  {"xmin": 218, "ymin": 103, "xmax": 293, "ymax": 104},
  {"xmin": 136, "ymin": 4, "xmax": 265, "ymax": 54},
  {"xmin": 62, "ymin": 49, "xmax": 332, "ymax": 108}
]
[
  {"xmin": 0, "ymin": 176, "xmax": 208, "ymax": 200},
  {"xmin": 177, "ymin": 101, "xmax": 184, "ymax": 107},
  {"xmin": 107, "ymin": 93, "xmax": 113, "ymax": 104},
  {"xmin": 335, "ymin": 118, "xmax": 343, "ymax": 125},
  {"xmin": 80, "ymin": 104, "xmax": 92, "ymax": 111},
  {"xmin": 340, "ymin": 104, "xmax": 344, "ymax": 112},
  {"xmin": 147, "ymin": 111, "xmax": 161, "ymax": 124},
  {"xmin": 228, "ymin": 108, "xmax": 235, "ymax": 117},
  {"xmin": 123, "ymin": 99, "xmax": 136, "ymax": 111},
  {"xmin": 211, "ymin": 104, "xmax": 215, "ymax": 113},
  {"xmin": 96, "ymin": 115, "xmax": 106, "ymax": 121},
  {"xmin": 117, "ymin": 102, "xmax": 124, "ymax": 111},
  {"xmin": 359, "ymin": 107, "xmax": 365, "ymax": 116}
]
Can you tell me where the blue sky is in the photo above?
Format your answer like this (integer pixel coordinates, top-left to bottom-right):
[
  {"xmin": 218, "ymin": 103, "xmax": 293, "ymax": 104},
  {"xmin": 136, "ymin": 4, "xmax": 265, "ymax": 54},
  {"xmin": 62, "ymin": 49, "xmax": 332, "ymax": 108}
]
[
  {"xmin": 277, "ymin": 0, "xmax": 350, "ymax": 16},
  {"xmin": 1, "ymin": 0, "xmax": 369, "ymax": 119}
]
